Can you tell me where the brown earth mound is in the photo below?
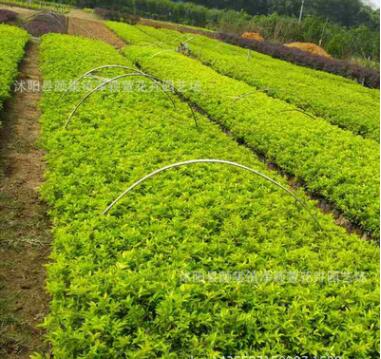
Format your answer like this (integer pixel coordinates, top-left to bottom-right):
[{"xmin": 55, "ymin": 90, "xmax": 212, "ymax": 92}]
[
  {"xmin": 0, "ymin": 9, "xmax": 17, "ymax": 23},
  {"xmin": 285, "ymin": 42, "xmax": 331, "ymax": 58},
  {"xmin": 23, "ymin": 11, "xmax": 67, "ymax": 36},
  {"xmin": 241, "ymin": 32, "xmax": 264, "ymax": 41}
]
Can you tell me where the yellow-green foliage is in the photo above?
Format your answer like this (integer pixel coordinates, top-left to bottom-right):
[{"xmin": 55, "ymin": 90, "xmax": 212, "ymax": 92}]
[
  {"xmin": 0, "ymin": 24, "xmax": 28, "ymax": 115},
  {"xmin": 107, "ymin": 22, "xmax": 380, "ymax": 236},
  {"xmin": 135, "ymin": 24, "xmax": 381, "ymax": 141},
  {"xmin": 0, "ymin": 0, "xmax": 70, "ymax": 13},
  {"xmin": 38, "ymin": 33, "xmax": 379, "ymax": 358}
]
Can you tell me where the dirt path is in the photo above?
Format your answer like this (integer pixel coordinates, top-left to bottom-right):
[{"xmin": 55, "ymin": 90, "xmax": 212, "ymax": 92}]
[
  {"xmin": 0, "ymin": 39, "xmax": 51, "ymax": 358},
  {"xmin": 68, "ymin": 8, "xmax": 98, "ymax": 21}
]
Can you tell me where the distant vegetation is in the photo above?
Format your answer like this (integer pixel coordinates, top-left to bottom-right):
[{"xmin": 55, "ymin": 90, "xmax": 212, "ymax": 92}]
[
  {"xmin": 0, "ymin": 0, "xmax": 71, "ymax": 12},
  {"xmin": 43, "ymin": 0, "xmax": 379, "ymax": 63},
  {"xmin": 173, "ymin": 0, "xmax": 380, "ymax": 29},
  {"xmin": 92, "ymin": 8, "xmax": 379, "ymax": 85}
]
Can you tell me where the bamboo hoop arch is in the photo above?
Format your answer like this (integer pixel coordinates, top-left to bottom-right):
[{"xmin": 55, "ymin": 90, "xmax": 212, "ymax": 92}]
[
  {"xmin": 63, "ymin": 65, "xmax": 164, "ymax": 97},
  {"xmin": 173, "ymin": 33, "xmax": 195, "ymax": 44},
  {"xmin": 64, "ymin": 65, "xmax": 198, "ymax": 128},
  {"xmin": 135, "ymin": 26, "xmax": 168, "ymax": 48},
  {"xmin": 229, "ymin": 88, "xmax": 270, "ymax": 101},
  {"xmin": 102, "ymin": 159, "xmax": 322, "ymax": 231},
  {"xmin": 148, "ymin": 49, "xmax": 176, "ymax": 59},
  {"xmin": 64, "ymin": 72, "xmax": 176, "ymax": 128},
  {"xmin": 280, "ymin": 108, "xmax": 317, "ymax": 120}
]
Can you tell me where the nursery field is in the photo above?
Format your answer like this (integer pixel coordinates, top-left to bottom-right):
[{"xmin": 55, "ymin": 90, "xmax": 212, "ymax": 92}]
[
  {"xmin": 0, "ymin": 13, "xmax": 379, "ymax": 359},
  {"xmin": 38, "ymin": 33, "xmax": 379, "ymax": 359}
]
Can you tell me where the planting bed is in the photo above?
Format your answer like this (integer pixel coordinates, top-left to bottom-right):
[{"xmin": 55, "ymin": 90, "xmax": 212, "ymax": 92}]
[
  {"xmin": 36, "ymin": 33, "xmax": 379, "ymax": 358},
  {"xmin": 0, "ymin": 24, "xmax": 28, "ymax": 120},
  {"xmin": 113, "ymin": 17, "xmax": 380, "ymax": 88}
]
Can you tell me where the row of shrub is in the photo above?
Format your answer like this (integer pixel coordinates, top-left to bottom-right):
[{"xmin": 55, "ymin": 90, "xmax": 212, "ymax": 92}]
[
  {"xmin": 108, "ymin": 21, "xmax": 380, "ymax": 236},
  {"xmin": 134, "ymin": 24, "xmax": 380, "ymax": 141},
  {"xmin": 217, "ymin": 32, "xmax": 380, "ymax": 89},
  {"xmin": 94, "ymin": 7, "xmax": 140, "ymax": 24},
  {"xmin": 0, "ymin": 24, "xmax": 29, "ymax": 122},
  {"xmin": 39, "ymin": 33, "xmax": 379, "ymax": 358},
  {"xmin": 23, "ymin": 12, "xmax": 67, "ymax": 37},
  {"xmin": 137, "ymin": 17, "xmax": 380, "ymax": 88},
  {"xmin": 0, "ymin": 0, "xmax": 71, "ymax": 13},
  {"xmin": 130, "ymin": 21, "xmax": 380, "ymax": 90}
]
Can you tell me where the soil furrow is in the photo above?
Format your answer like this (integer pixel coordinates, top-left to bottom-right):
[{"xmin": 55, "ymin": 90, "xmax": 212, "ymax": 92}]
[{"xmin": 0, "ymin": 39, "xmax": 51, "ymax": 359}]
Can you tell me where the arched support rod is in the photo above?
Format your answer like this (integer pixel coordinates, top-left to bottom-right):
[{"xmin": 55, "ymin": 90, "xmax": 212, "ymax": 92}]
[
  {"xmin": 280, "ymin": 108, "xmax": 316, "ymax": 120},
  {"xmin": 63, "ymin": 65, "xmax": 144, "ymax": 96},
  {"xmin": 102, "ymin": 159, "xmax": 322, "ymax": 231},
  {"xmin": 64, "ymin": 72, "xmax": 178, "ymax": 129},
  {"xmin": 131, "ymin": 59, "xmax": 198, "ymax": 127},
  {"xmin": 80, "ymin": 66, "xmax": 197, "ymax": 127},
  {"xmin": 64, "ymin": 65, "xmax": 198, "ymax": 128},
  {"xmin": 148, "ymin": 49, "xmax": 176, "ymax": 59},
  {"xmin": 230, "ymin": 88, "xmax": 270, "ymax": 102},
  {"xmin": 172, "ymin": 33, "xmax": 195, "ymax": 44}
]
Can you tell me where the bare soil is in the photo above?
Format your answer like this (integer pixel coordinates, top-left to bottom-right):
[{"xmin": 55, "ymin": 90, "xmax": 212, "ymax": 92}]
[
  {"xmin": 68, "ymin": 8, "xmax": 98, "ymax": 21},
  {"xmin": 139, "ymin": 18, "xmax": 216, "ymax": 37},
  {"xmin": 0, "ymin": 39, "xmax": 51, "ymax": 358},
  {"xmin": 68, "ymin": 16, "xmax": 125, "ymax": 49}
]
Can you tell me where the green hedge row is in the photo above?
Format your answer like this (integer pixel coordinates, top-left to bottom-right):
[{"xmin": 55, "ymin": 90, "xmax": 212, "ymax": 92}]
[
  {"xmin": 107, "ymin": 21, "xmax": 380, "ymax": 236},
  {"xmin": 38, "ymin": 34, "xmax": 379, "ymax": 357},
  {"xmin": 0, "ymin": 0, "xmax": 71, "ymax": 13},
  {"xmin": 0, "ymin": 25, "xmax": 28, "ymax": 122},
  {"xmin": 135, "ymin": 24, "xmax": 380, "ymax": 141}
]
